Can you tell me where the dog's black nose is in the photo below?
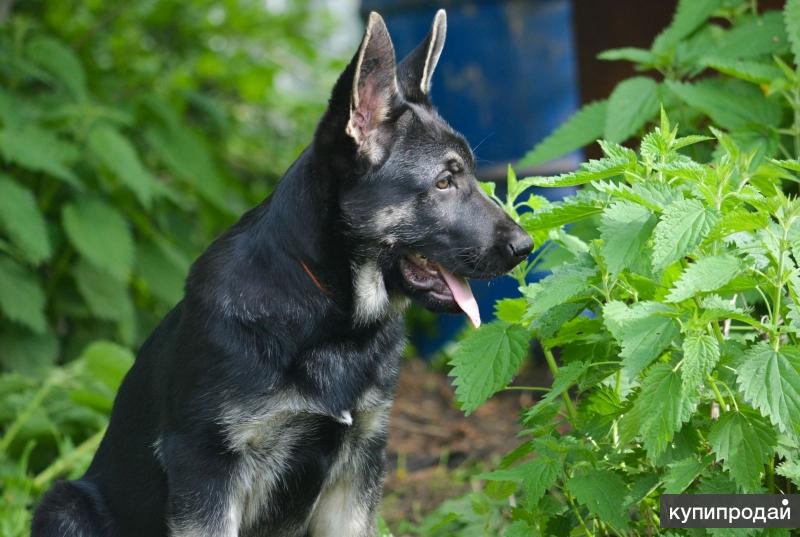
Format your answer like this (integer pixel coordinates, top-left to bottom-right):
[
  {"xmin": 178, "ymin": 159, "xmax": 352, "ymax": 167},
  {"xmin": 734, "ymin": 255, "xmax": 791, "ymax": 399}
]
[{"xmin": 507, "ymin": 230, "xmax": 533, "ymax": 260}]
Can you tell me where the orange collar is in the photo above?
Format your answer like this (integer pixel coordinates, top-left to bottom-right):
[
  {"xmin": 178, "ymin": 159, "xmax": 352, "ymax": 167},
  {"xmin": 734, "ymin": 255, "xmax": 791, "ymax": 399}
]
[{"xmin": 300, "ymin": 259, "xmax": 333, "ymax": 297}]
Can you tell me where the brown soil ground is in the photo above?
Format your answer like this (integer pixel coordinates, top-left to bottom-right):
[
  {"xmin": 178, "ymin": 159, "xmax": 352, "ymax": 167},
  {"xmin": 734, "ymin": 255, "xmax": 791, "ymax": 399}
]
[{"xmin": 382, "ymin": 358, "xmax": 550, "ymax": 532}]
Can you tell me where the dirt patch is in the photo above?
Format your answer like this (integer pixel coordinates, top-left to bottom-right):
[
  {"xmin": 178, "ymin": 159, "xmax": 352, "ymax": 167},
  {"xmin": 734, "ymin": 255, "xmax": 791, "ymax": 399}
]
[{"xmin": 382, "ymin": 358, "xmax": 550, "ymax": 530}]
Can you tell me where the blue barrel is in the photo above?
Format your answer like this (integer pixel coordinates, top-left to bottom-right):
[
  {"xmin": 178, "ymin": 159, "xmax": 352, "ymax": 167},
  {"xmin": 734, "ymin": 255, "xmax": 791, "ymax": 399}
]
[{"xmin": 361, "ymin": 0, "xmax": 581, "ymax": 355}]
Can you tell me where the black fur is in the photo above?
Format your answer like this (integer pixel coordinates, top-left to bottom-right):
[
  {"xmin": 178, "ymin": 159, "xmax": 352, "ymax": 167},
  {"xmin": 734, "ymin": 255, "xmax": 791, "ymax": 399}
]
[{"xmin": 32, "ymin": 11, "xmax": 531, "ymax": 537}]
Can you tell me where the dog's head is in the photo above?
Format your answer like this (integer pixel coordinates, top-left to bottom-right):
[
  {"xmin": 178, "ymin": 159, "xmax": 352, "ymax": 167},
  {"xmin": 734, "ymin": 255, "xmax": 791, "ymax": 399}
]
[{"xmin": 320, "ymin": 11, "xmax": 532, "ymax": 326}]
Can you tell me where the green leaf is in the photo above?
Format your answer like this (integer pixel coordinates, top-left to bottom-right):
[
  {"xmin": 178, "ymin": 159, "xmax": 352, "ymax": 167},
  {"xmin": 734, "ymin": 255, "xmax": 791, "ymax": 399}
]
[
  {"xmin": 711, "ymin": 12, "xmax": 788, "ymax": 61},
  {"xmin": 704, "ymin": 208, "xmax": 769, "ymax": 243},
  {"xmin": 623, "ymin": 364, "xmax": 695, "ymax": 458},
  {"xmin": 599, "ymin": 201, "xmax": 656, "ymax": 275},
  {"xmin": 494, "ymin": 298, "xmax": 526, "ymax": 325},
  {"xmin": 524, "ymin": 156, "xmax": 628, "ymax": 188},
  {"xmin": 522, "ymin": 265, "xmax": 597, "ymax": 321},
  {"xmin": 598, "ymin": 140, "xmax": 637, "ymax": 162},
  {"xmin": 88, "ymin": 125, "xmax": 156, "ymax": 207},
  {"xmin": 518, "ymin": 100, "xmax": 607, "ymax": 168},
  {"xmin": 0, "ymin": 327, "xmax": 58, "ymax": 375},
  {"xmin": 652, "ymin": 199, "xmax": 718, "ymax": 272},
  {"xmin": 0, "ymin": 256, "xmax": 47, "ymax": 333},
  {"xmin": 449, "ymin": 322, "xmax": 530, "ymax": 414},
  {"xmin": 736, "ymin": 342, "xmax": 800, "ymax": 434},
  {"xmin": 0, "ymin": 175, "xmax": 51, "ymax": 264},
  {"xmin": 539, "ymin": 361, "xmax": 588, "ymax": 407},
  {"xmin": 665, "ymin": 255, "xmax": 742, "ymax": 303},
  {"xmin": 604, "ymin": 77, "xmax": 659, "ymax": 143},
  {"xmin": 708, "ymin": 410, "xmax": 776, "ymax": 491},
  {"xmin": 506, "ymin": 165, "xmax": 518, "ymax": 200},
  {"xmin": 0, "ymin": 126, "xmax": 80, "ymax": 187},
  {"xmin": 665, "ymin": 79, "xmax": 783, "ymax": 131},
  {"xmin": 72, "ymin": 259, "xmax": 134, "ymax": 324},
  {"xmin": 592, "ymin": 180, "xmax": 676, "ymax": 212},
  {"xmin": 520, "ymin": 456, "xmax": 561, "ymax": 508},
  {"xmin": 703, "ymin": 58, "xmax": 783, "ymax": 85},
  {"xmin": 504, "ymin": 521, "xmax": 538, "ymax": 537},
  {"xmin": 652, "ymin": 0, "xmax": 723, "ymax": 53},
  {"xmin": 681, "ymin": 333, "xmax": 720, "ymax": 396},
  {"xmin": 663, "ymin": 455, "xmax": 712, "ymax": 494},
  {"xmin": 787, "ymin": 0, "xmax": 800, "ymax": 65},
  {"xmin": 604, "ymin": 301, "xmax": 680, "ymax": 379},
  {"xmin": 567, "ymin": 468, "xmax": 630, "ymax": 529},
  {"xmin": 480, "ymin": 455, "xmax": 562, "ymax": 508},
  {"xmin": 62, "ymin": 198, "xmax": 134, "ymax": 280},
  {"xmin": 776, "ymin": 459, "xmax": 800, "ymax": 488},
  {"xmin": 531, "ymin": 303, "xmax": 585, "ymax": 341},
  {"xmin": 136, "ymin": 240, "xmax": 187, "ymax": 305},
  {"xmin": 698, "ymin": 295, "xmax": 764, "ymax": 330},
  {"xmin": 672, "ymin": 134, "xmax": 714, "ymax": 151},
  {"xmin": 520, "ymin": 198, "xmax": 604, "ymax": 232},
  {"xmin": 77, "ymin": 340, "xmax": 134, "ymax": 392},
  {"xmin": 598, "ymin": 47, "xmax": 656, "ymax": 65},
  {"xmin": 145, "ymin": 125, "xmax": 233, "ymax": 214},
  {"xmin": 26, "ymin": 35, "xmax": 87, "ymax": 100},
  {"xmin": 0, "ymin": 255, "xmax": 47, "ymax": 334}
]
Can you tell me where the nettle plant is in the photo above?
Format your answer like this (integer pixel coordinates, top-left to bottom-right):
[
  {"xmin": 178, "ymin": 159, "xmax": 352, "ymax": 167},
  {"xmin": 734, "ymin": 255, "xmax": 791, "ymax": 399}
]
[
  {"xmin": 446, "ymin": 113, "xmax": 800, "ymax": 536},
  {"xmin": 520, "ymin": 0, "xmax": 800, "ymax": 169}
]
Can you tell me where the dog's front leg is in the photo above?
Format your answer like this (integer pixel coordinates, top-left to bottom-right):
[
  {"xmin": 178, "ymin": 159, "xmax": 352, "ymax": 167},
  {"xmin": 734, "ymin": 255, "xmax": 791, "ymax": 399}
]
[
  {"xmin": 308, "ymin": 434, "xmax": 387, "ymax": 537},
  {"xmin": 162, "ymin": 434, "xmax": 240, "ymax": 537}
]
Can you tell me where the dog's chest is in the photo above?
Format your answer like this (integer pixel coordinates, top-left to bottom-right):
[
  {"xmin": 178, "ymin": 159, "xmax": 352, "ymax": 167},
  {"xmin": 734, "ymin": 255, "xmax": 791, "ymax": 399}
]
[
  {"xmin": 223, "ymin": 385, "xmax": 394, "ymax": 534},
  {"xmin": 220, "ymin": 321, "xmax": 404, "ymax": 533}
]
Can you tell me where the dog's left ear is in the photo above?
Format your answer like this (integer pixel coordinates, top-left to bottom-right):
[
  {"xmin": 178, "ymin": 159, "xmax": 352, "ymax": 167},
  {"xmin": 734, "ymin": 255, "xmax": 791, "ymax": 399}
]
[
  {"xmin": 346, "ymin": 12, "xmax": 398, "ymax": 148},
  {"xmin": 397, "ymin": 9, "xmax": 446, "ymax": 103}
]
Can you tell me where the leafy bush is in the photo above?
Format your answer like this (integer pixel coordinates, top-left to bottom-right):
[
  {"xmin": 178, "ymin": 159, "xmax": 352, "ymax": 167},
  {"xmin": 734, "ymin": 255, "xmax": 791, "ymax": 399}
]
[
  {"xmin": 436, "ymin": 1, "xmax": 800, "ymax": 535},
  {"xmin": 0, "ymin": 2, "xmax": 345, "ymax": 533},
  {"xmin": 450, "ymin": 117, "xmax": 800, "ymax": 535},
  {"xmin": 521, "ymin": 0, "xmax": 795, "ymax": 168}
]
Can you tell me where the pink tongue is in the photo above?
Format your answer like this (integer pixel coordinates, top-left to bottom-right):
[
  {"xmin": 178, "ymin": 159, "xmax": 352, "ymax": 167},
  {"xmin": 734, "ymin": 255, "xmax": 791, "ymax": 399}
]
[{"xmin": 438, "ymin": 266, "xmax": 481, "ymax": 328}]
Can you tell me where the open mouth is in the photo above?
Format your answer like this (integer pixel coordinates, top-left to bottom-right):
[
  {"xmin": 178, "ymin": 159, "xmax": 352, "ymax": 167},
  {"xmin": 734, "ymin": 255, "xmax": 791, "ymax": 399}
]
[{"xmin": 398, "ymin": 253, "xmax": 481, "ymax": 328}]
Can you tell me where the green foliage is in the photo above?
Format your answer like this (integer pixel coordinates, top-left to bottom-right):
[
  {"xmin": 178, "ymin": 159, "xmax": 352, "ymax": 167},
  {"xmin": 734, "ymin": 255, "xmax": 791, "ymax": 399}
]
[
  {"xmin": 708, "ymin": 410, "xmax": 776, "ymax": 491},
  {"xmin": 518, "ymin": 100, "xmax": 607, "ymax": 168},
  {"xmin": 449, "ymin": 321, "xmax": 529, "ymax": 415},
  {"xmin": 604, "ymin": 77, "xmax": 660, "ymax": 143},
  {"xmin": 736, "ymin": 343, "xmax": 800, "ymax": 434},
  {"xmin": 0, "ymin": 1, "xmax": 345, "ymax": 534},
  {"xmin": 520, "ymin": 0, "xmax": 793, "ymax": 169},
  {"xmin": 443, "ymin": 57, "xmax": 800, "ymax": 532}
]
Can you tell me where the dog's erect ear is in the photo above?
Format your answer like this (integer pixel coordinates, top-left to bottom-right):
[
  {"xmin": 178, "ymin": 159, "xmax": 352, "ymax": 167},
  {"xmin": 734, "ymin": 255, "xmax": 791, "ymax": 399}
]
[
  {"xmin": 397, "ymin": 9, "xmax": 446, "ymax": 103},
  {"xmin": 346, "ymin": 12, "xmax": 398, "ymax": 147}
]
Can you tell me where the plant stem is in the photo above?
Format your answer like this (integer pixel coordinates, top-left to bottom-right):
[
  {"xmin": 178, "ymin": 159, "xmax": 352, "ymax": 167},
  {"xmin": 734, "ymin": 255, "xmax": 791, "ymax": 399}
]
[
  {"xmin": 566, "ymin": 491, "xmax": 593, "ymax": 537},
  {"xmin": 793, "ymin": 87, "xmax": 800, "ymax": 158},
  {"xmin": 543, "ymin": 347, "xmax": 578, "ymax": 422},
  {"xmin": 33, "ymin": 427, "xmax": 106, "ymax": 489},
  {"xmin": 771, "ymin": 223, "xmax": 789, "ymax": 351},
  {"xmin": 587, "ymin": 361, "xmax": 622, "ymax": 368},
  {"xmin": 766, "ymin": 457, "xmax": 775, "ymax": 492},
  {"xmin": 502, "ymin": 386, "xmax": 550, "ymax": 392},
  {"xmin": 0, "ymin": 372, "xmax": 61, "ymax": 453},
  {"xmin": 706, "ymin": 374, "xmax": 728, "ymax": 412}
]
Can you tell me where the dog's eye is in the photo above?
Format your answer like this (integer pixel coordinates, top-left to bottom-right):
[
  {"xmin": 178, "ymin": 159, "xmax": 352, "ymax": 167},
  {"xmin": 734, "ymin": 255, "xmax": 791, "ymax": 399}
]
[{"xmin": 435, "ymin": 174, "xmax": 452, "ymax": 190}]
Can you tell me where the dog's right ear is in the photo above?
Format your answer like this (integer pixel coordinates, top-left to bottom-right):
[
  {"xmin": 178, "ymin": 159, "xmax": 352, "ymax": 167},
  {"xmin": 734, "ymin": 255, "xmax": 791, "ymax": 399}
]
[{"xmin": 345, "ymin": 12, "xmax": 398, "ymax": 149}]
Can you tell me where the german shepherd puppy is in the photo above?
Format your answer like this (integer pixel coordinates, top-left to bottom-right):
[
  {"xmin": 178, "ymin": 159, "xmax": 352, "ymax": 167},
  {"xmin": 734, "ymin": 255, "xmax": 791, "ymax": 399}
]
[{"xmin": 32, "ymin": 10, "xmax": 532, "ymax": 537}]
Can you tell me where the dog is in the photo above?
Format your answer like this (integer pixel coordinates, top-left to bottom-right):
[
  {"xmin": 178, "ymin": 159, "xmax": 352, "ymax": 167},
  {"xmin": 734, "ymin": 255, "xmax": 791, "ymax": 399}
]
[{"xmin": 32, "ymin": 10, "xmax": 532, "ymax": 537}]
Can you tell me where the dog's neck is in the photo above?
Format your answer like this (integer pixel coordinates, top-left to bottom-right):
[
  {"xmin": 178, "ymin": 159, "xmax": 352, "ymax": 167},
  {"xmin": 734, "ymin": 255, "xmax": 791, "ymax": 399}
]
[{"xmin": 185, "ymin": 139, "xmax": 396, "ymax": 334}]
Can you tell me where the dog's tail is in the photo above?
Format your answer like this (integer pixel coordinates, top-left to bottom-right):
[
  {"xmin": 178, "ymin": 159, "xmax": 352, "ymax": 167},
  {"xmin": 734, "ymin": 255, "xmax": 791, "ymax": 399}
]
[{"xmin": 32, "ymin": 479, "xmax": 113, "ymax": 537}]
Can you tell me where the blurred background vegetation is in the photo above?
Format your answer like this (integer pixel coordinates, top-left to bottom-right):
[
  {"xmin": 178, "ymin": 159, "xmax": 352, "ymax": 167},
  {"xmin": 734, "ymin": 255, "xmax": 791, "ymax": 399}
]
[{"xmin": 0, "ymin": 0, "xmax": 356, "ymax": 533}]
